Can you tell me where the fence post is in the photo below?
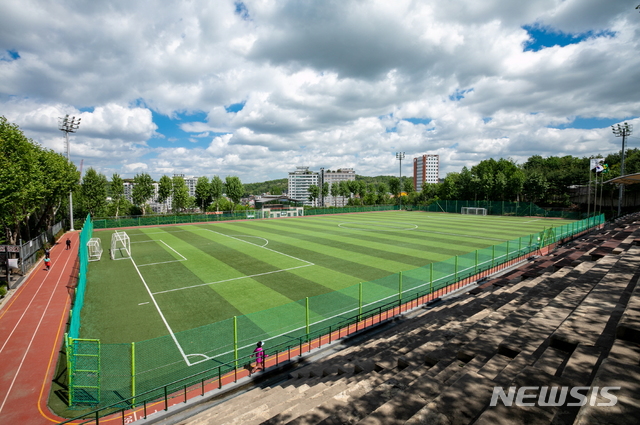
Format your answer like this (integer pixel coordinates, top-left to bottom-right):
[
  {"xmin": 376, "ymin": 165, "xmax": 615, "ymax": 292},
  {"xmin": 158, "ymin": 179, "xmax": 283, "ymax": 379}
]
[
  {"xmin": 398, "ymin": 272, "xmax": 403, "ymax": 305},
  {"xmin": 233, "ymin": 316, "xmax": 238, "ymax": 370},
  {"xmin": 429, "ymin": 263, "xmax": 433, "ymax": 294},
  {"xmin": 65, "ymin": 334, "xmax": 73, "ymax": 406},
  {"xmin": 475, "ymin": 250, "xmax": 478, "ymax": 274},
  {"xmin": 359, "ymin": 283, "xmax": 363, "ymax": 318},
  {"xmin": 506, "ymin": 240, "xmax": 510, "ymax": 262},
  {"xmin": 454, "ymin": 256, "xmax": 458, "ymax": 283},
  {"xmin": 519, "ymin": 237, "xmax": 522, "ymax": 257},
  {"xmin": 491, "ymin": 245, "xmax": 495, "ymax": 269},
  {"xmin": 131, "ymin": 342, "xmax": 136, "ymax": 407},
  {"xmin": 305, "ymin": 297, "xmax": 310, "ymax": 336}
]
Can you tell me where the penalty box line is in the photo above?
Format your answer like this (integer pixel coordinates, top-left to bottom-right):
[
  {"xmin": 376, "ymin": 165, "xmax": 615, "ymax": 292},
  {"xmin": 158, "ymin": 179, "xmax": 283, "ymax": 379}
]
[
  {"xmin": 132, "ymin": 240, "xmax": 188, "ymax": 267},
  {"xmin": 151, "ymin": 264, "xmax": 315, "ymax": 295},
  {"xmin": 126, "ymin": 248, "xmax": 192, "ymax": 366}
]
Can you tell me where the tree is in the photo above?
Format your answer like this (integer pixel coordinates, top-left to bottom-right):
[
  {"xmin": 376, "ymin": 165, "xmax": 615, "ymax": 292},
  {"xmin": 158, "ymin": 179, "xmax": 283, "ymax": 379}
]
[
  {"xmin": 110, "ymin": 173, "xmax": 125, "ymax": 218},
  {"xmin": 224, "ymin": 176, "xmax": 244, "ymax": 212},
  {"xmin": 307, "ymin": 184, "xmax": 320, "ymax": 206},
  {"xmin": 80, "ymin": 168, "xmax": 108, "ymax": 217},
  {"xmin": 439, "ymin": 173, "xmax": 460, "ymax": 200},
  {"xmin": 523, "ymin": 171, "xmax": 549, "ymax": 203},
  {"xmin": 403, "ymin": 178, "xmax": 414, "ymax": 195},
  {"xmin": 195, "ymin": 176, "xmax": 212, "ymax": 211},
  {"xmin": 0, "ymin": 116, "xmax": 44, "ymax": 244},
  {"xmin": 210, "ymin": 176, "xmax": 224, "ymax": 211},
  {"xmin": 322, "ymin": 182, "xmax": 330, "ymax": 207},
  {"xmin": 388, "ymin": 177, "xmax": 401, "ymax": 199},
  {"xmin": 330, "ymin": 182, "xmax": 340, "ymax": 207},
  {"xmin": 132, "ymin": 173, "xmax": 154, "ymax": 214},
  {"xmin": 356, "ymin": 180, "xmax": 367, "ymax": 199},
  {"xmin": 339, "ymin": 180, "xmax": 351, "ymax": 204},
  {"xmin": 157, "ymin": 175, "xmax": 173, "ymax": 210},
  {"xmin": 377, "ymin": 183, "xmax": 389, "ymax": 204},
  {"xmin": 172, "ymin": 175, "xmax": 189, "ymax": 212}
]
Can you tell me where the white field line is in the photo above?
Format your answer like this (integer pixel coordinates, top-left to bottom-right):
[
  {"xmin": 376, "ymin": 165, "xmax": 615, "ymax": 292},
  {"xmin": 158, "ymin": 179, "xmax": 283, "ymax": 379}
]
[
  {"xmin": 136, "ymin": 240, "xmax": 187, "ymax": 267},
  {"xmin": 131, "ymin": 230, "xmax": 189, "ymax": 236},
  {"xmin": 125, "ymin": 246, "xmax": 192, "ymax": 366},
  {"xmin": 187, "ymin": 245, "xmax": 543, "ymax": 366},
  {"xmin": 152, "ymin": 264, "xmax": 314, "ymax": 295},
  {"xmin": 203, "ymin": 229, "xmax": 314, "ymax": 266}
]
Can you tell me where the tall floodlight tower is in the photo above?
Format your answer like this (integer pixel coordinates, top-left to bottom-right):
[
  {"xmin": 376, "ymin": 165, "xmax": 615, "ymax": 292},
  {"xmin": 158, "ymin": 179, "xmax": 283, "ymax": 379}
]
[
  {"xmin": 396, "ymin": 152, "xmax": 405, "ymax": 210},
  {"xmin": 58, "ymin": 115, "xmax": 81, "ymax": 230},
  {"xmin": 612, "ymin": 122, "xmax": 632, "ymax": 217}
]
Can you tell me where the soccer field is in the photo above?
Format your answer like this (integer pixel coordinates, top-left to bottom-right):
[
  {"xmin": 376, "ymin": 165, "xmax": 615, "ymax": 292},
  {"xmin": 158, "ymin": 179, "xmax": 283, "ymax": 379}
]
[{"xmin": 81, "ymin": 210, "xmax": 573, "ymax": 349}]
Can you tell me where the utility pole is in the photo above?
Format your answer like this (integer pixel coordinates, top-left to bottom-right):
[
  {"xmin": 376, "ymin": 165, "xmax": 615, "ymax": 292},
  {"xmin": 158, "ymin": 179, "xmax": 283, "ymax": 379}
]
[
  {"xmin": 612, "ymin": 122, "xmax": 632, "ymax": 217},
  {"xmin": 58, "ymin": 115, "xmax": 81, "ymax": 230}
]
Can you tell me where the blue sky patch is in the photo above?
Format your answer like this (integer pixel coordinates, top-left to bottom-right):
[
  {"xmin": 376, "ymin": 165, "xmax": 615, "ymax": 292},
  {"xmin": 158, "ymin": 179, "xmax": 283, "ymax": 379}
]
[
  {"xmin": 449, "ymin": 88, "xmax": 473, "ymax": 101},
  {"xmin": 225, "ymin": 101, "xmax": 246, "ymax": 113},
  {"xmin": 549, "ymin": 116, "xmax": 636, "ymax": 130},
  {"xmin": 234, "ymin": 1, "xmax": 250, "ymax": 20},
  {"xmin": 523, "ymin": 25, "xmax": 616, "ymax": 52},
  {"xmin": 1, "ymin": 50, "xmax": 20, "ymax": 61},
  {"xmin": 403, "ymin": 118, "xmax": 432, "ymax": 126},
  {"xmin": 150, "ymin": 110, "xmax": 213, "ymax": 147}
]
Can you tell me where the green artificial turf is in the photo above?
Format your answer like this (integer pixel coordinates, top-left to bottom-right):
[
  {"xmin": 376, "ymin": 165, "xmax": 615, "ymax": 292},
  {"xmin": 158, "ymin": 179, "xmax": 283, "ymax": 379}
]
[{"xmin": 80, "ymin": 211, "xmax": 573, "ymax": 345}]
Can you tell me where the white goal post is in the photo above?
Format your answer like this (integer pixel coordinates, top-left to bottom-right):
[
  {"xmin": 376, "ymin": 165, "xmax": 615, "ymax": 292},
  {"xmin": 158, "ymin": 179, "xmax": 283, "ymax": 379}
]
[
  {"xmin": 461, "ymin": 207, "xmax": 488, "ymax": 216},
  {"xmin": 110, "ymin": 231, "xmax": 131, "ymax": 260},
  {"xmin": 87, "ymin": 238, "xmax": 103, "ymax": 261}
]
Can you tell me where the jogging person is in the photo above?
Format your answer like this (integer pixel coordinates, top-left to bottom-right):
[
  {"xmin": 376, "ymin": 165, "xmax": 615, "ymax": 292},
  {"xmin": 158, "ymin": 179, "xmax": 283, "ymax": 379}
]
[
  {"xmin": 252, "ymin": 341, "xmax": 266, "ymax": 372},
  {"xmin": 66, "ymin": 238, "xmax": 71, "ymax": 250},
  {"xmin": 44, "ymin": 256, "xmax": 51, "ymax": 271}
]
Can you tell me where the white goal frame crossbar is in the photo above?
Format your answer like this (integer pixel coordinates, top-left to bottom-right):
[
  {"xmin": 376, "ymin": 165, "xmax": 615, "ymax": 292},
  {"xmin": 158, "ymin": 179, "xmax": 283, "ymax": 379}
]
[
  {"xmin": 87, "ymin": 238, "xmax": 103, "ymax": 262},
  {"xmin": 461, "ymin": 207, "xmax": 488, "ymax": 216},
  {"xmin": 110, "ymin": 231, "xmax": 131, "ymax": 260}
]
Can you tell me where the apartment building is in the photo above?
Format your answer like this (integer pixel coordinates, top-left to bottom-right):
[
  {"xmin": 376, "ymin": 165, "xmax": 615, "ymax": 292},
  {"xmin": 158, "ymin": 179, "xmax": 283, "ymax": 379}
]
[
  {"xmin": 413, "ymin": 154, "xmax": 439, "ymax": 192},
  {"xmin": 288, "ymin": 167, "xmax": 319, "ymax": 206},
  {"xmin": 321, "ymin": 168, "xmax": 356, "ymax": 207}
]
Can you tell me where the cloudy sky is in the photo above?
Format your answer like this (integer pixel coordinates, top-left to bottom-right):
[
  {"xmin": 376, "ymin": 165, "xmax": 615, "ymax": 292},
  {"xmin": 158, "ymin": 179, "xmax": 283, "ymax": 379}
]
[{"xmin": 1, "ymin": 1, "xmax": 639, "ymax": 184}]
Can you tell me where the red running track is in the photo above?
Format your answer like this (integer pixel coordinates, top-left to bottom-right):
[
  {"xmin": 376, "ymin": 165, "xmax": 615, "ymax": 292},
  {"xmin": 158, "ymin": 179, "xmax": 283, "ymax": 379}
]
[{"xmin": 0, "ymin": 232, "xmax": 78, "ymax": 425}]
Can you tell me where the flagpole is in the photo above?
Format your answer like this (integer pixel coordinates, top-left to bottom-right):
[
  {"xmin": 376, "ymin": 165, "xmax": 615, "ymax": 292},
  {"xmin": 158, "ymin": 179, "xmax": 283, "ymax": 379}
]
[
  {"xmin": 599, "ymin": 170, "xmax": 605, "ymax": 215},
  {"xmin": 587, "ymin": 166, "xmax": 592, "ymax": 218},
  {"xmin": 593, "ymin": 172, "xmax": 598, "ymax": 216}
]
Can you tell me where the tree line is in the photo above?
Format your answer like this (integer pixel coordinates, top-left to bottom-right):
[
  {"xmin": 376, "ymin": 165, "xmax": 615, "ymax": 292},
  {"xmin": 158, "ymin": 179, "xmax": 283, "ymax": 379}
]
[
  {"xmin": 78, "ymin": 171, "xmax": 246, "ymax": 219},
  {"xmin": 3, "ymin": 115, "xmax": 638, "ymax": 244}
]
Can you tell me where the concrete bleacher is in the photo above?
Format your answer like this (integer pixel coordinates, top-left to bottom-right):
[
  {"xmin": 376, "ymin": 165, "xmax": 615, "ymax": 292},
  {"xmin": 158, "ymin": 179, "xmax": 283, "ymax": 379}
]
[{"xmin": 158, "ymin": 213, "xmax": 640, "ymax": 425}]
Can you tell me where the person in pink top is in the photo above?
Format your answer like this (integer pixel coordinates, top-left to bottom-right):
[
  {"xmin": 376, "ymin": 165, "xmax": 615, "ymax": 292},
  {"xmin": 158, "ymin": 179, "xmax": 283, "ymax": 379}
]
[{"xmin": 252, "ymin": 341, "xmax": 266, "ymax": 372}]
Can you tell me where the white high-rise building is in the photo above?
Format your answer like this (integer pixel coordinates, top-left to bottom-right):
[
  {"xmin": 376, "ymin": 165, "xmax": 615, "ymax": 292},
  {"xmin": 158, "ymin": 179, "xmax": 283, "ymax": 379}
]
[
  {"xmin": 288, "ymin": 167, "xmax": 319, "ymax": 206},
  {"xmin": 413, "ymin": 154, "xmax": 440, "ymax": 192},
  {"xmin": 321, "ymin": 168, "xmax": 356, "ymax": 207}
]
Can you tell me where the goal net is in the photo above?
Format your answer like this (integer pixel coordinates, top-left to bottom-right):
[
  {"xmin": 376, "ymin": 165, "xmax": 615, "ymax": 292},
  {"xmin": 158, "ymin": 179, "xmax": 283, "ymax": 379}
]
[
  {"xmin": 461, "ymin": 207, "xmax": 487, "ymax": 216},
  {"xmin": 110, "ymin": 231, "xmax": 131, "ymax": 260},
  {"xmin": 87, "ymin": 238, "xmax": 103, "ymax": 262}
]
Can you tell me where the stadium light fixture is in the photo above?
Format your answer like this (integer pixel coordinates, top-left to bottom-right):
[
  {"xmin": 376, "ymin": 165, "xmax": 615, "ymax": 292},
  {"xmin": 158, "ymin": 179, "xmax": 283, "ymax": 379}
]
[
  {"xmin": 612, "ymin": 122, "xmax": 633, "ymax": 216},
  {"xmin": 396, "ymin": 152, "xmax": 405, "ymax": 210},
  {"xmin": 58, "ymin": 115, "xmax": 82, "ymax": 231}
]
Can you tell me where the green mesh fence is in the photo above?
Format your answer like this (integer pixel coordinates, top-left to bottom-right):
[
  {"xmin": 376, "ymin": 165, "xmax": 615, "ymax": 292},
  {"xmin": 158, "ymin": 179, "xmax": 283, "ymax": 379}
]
[
  {"xmin": 413, "ymin": 200, "xmax": 582, "ymax": 219},
  {"xmin": 69, "ymin": 214, "xmax": 93, "ymax": 338},
  {"xmin": 91, "ymin": 202, "xmax": 581, "ymax": 231},
  {"xmin": 67, "ymin": 212, "xmax": 603, "ymax": 411}
]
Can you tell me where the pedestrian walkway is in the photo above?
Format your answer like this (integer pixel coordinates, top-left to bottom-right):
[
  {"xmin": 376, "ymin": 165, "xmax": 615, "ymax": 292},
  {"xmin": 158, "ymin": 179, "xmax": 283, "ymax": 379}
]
[{"xmin": 0, "ymin": 232, "xmax": 78, "ymax": 425}]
